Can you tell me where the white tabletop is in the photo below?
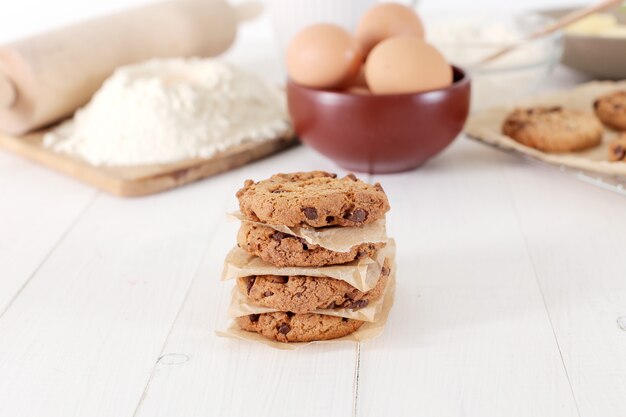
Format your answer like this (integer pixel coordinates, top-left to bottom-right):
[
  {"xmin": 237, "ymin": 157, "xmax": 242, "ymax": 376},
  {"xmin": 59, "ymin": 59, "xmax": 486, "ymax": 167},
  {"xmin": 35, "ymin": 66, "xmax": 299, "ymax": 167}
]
[{"xmin": 1, "ymin": 1, "xmax": 625, "ymax": 417}]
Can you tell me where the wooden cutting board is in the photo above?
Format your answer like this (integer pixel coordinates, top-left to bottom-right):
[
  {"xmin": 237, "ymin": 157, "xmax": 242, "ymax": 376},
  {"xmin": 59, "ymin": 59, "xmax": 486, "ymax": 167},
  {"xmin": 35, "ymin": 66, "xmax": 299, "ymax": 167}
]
[{"xmin": 0, "ymin": 129, "xmax": 297, "ymax": 197}]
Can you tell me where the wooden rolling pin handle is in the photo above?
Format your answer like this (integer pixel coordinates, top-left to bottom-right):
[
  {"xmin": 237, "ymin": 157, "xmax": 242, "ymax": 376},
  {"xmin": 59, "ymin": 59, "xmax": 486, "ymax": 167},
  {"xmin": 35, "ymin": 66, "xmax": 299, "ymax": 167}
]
[
  {"xmin": 0, "ymin": 74, "xmax": 16, "ymax": 109},
  {"xmin": 0, "ymin": 0, "xmax": 258, "ymax": 135}
]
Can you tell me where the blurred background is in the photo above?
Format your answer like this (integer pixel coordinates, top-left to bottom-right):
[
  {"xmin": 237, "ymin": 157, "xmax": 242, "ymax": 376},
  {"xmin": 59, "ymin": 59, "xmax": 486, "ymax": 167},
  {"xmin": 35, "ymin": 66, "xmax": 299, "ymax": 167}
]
[
  {"xmin": 0, "ymin": 0, "xmax": 622, "ymax": 178},
  {"xmin": 0, "ymin": 0, "xmax": 581, "ymax": 83},
  {"xmin": 0, "ymin": 0, "xmax": 596, "ymax": 113},
  {"xmin": 0, "ymin": 0, "xmax": 579, "ymax": 43}
]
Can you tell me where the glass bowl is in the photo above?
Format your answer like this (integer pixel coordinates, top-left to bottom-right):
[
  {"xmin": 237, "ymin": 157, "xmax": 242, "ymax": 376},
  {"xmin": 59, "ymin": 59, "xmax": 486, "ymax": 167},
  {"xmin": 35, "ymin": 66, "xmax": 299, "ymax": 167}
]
[{"xmin": 424, "ymin": 12, "xmax": 564, "ymax": 111}]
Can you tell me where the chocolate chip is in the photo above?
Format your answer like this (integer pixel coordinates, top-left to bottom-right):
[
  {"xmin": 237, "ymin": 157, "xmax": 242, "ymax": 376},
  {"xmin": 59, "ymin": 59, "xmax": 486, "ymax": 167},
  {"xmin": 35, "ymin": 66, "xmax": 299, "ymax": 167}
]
[
  {"xmin": 350, "ymin": 300, "xmax": 369, "ymax": 310},
  {"xmin": 344, "ymin": 208, "xmax": 367, "ymax": 223},
  {"xmin": 593, "ymin": 99, "xmax": 600, "ymax": 109},
  {"xmin": 303, "ymin": 207, "xmax": 318, "ymax": 220},
  {"xmin": 614, "ymin": 145, "xmax": 626, "ymax": 160},
  {"xmin": 275, "ymin": 276, "xmax": 289, "ymax": 284},
  {"xmin": 263, "ymin": 291, "xmax": 274, "ymax": 297},
  {"xmin": 342, "ymin": 317, "xmax": 349, "ymax": 322},
  {"xmin": 381, "ymin": 266, "xmax": 390, "ymax": 276},
  {"xmin": 271, "ymin": 231, "xmax": 291, "ymax": 241},
  {"xmin": 325, "ymin": 216, "xmax": 335, "ymax": 223},
  {"xmin": 278, "ymin": 324, "xmax": 291, "ymax": 334},
  {"xmin": 505, "ymin": 120, "xmax": 527, "ymax": 133},
  {"xmin": 326, "ymin": 302, "xmax": 336, "ymax": 309},
  {"xmin": 246, "ymin": 277, "xmax": 256, "ymax": 294},
  {"xmin": 250, "ymin": 314, "xmax": 260, "ymax": 322},
  {"xmin": 346, "ymin": 173, "xmax": 357, "ymax": 181},
  {"xmin": 286, "ymin": 311, "xmax": 295, "ymax": 318},
  {"xmin": 329, "ymin": 173, "xmax": 338, "ymax": 178},
  {"xmin": 294, "ymin": 237, "xmax": 309, "ymax": 250}
]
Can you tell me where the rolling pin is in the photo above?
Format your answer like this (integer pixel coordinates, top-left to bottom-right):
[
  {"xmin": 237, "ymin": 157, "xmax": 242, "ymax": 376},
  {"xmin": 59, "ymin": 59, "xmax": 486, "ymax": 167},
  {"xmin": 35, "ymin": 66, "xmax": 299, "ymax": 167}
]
[{"xmin": 0, "ymin": 0, "xmax": 260, "ymax": 135}]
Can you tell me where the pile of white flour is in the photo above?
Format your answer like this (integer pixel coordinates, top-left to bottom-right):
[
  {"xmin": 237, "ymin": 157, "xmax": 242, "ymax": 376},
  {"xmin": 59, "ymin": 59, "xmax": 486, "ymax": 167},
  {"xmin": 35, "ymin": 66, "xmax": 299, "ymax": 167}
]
[{"xmin": 44, "ymin": 58, "xmax": 290, "ymax": 166}]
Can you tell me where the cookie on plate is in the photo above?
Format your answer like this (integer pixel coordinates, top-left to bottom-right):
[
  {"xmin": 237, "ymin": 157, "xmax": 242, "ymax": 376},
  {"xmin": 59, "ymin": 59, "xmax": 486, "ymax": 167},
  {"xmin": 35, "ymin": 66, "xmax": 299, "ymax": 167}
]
[
  {"xmin": 236, "ymin": 171, "xmax": 390, "ymax": 228},
  {"xmin": 594, "ymin": 91, "xmax": 626, "ymax": 131},
  {"xmin": 501, "ymin": 106, "xmax": 603, "ymax": 153},
  {"xmin": 237, "ymin": 221, "xmax": 385, "ymax": 267},
  {"xmin": 237, "ymin": 260, "xmax": 390, "ymax": 313},
  {"xmin": 608, "ymin": 133, "xmax": 626, "ymax": 162},
  {"xmin": 236, "ymin": 312, "xmax": 364, "ymax": 342}
]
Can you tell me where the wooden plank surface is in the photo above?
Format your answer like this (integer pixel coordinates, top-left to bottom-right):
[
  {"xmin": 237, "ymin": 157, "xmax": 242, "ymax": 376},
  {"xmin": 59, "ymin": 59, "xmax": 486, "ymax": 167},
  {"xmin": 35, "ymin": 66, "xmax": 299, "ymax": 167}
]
[
  {"xmin": 133, "ymin": 147, "xmax": 360, "ymax": 417},
  {"xmin": 0, "ymin": 164, "xmax": 245, "ymax": 417},
  {"xmin": 0, "ymin": 130, "xmax": 296, "ymax": 197},
  {"xmin": 357, "ymin": 140, "xmax": 580, "ymax": 417},
  {"xmin": 2, "ymin": 1, "xmax": 625, "ymax": 415},
  {"xmin": 0, "ymin": 151, "xmax": 97, "ymax": 314},
  {"xmin": 504, "ymin": 155, "xmax": 626, "ymax": 417},
  {"xmin": 1, "ymin": 136, "xmax": 625, "ymax": 417}
]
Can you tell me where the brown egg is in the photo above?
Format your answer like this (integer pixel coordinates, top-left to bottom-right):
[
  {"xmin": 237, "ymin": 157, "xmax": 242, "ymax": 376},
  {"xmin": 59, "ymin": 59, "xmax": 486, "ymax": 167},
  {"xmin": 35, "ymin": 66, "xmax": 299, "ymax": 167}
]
[
  {"xmin": 365, "ymin": 36, "xmax": 452, "ymax": 95},
  {"xmin": 286, "ymin": 23, "xmax": 362, "ymax": 89},
  {"xmin": 356, "ymin": 3, "xmax": 424, "ymax": 55},
  {"xmin": 345, "ymin": 86, "xmax": 371, "ymax": 95},
  {"xmin": 348, "ymin": 67, "xmax": 368, "ymax": 88}
]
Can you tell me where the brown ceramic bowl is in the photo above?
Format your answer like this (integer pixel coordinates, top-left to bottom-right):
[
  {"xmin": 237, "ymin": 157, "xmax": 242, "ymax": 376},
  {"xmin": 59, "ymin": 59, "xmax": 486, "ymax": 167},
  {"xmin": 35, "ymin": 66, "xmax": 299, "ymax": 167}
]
[{"xmin": 287, "ymin": 66, "xmax": 471, "ymax": 173}]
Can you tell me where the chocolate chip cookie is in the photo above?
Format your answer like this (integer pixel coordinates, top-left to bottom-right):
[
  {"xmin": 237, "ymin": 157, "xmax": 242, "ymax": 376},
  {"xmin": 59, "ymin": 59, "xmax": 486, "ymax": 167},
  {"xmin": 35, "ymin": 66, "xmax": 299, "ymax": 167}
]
[
  {"xmin": 236, "ymin": 312, "xmax": 364, "ymax": 342},
  {"xmin": 237, "ymin": 260, "xmax": 390, "ymax": 313},
  {"xmin": 594, "ymin": 91, "xmax": 626, "ymax": 131},
  {"xmin": 236, "ymin": 171, "xmax": 390, "ymax": 228},
  {"xmin": 608, "ymin": 133, "xmax": 626, "ymax": 162},
  {"xmin": 237, "ymin": 221, "xmax": 385, "ymax": 267},
  {"xmin": 502, "ymin": 106, "xmax": 603, "ymax": 152}
]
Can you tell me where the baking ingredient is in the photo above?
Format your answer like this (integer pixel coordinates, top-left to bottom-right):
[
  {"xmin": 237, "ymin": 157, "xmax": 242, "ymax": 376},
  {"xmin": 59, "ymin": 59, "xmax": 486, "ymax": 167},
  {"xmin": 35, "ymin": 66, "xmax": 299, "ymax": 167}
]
[
  {"xmin": 346, "ymin": 86, "xmax": 371, "ymax": 95},
  {"xmin": 344, "ymin": 69, "xmax": 370, "ymax": 94},
  {"xmin": 286, "ymin": 23, "xmax": 362, "ymax": 89},
  {"xmin": 426, "ymin": 14, "xmax": 559, "ymax": 110},
  {"xmin": 349, "ymin": 68, "xmax": 368, "ymax": 88},
  {"xmin": 600, "ymin": 25, "xmax": 626, "ymax": 37},
  {"xmin": 426, "ymin": 16, "xmax": 551, "ymax": 66},
  {"xmin": 0, "ymin": 0, "xmax": 246, "ymax": 135},
  {"xmin": 565, "ymin": 13, "xmax": 626, "ymax": 37},
  {"xmin": 356, "ymin": 3, "xmax": 424, "ymax": 55},
  {"xmin": 342, "ymin": 68, "xmax": 369, "ymax": 93},
  {"xmin": 43, "ymin": 58, "xmax": 290, "ymax": 166},
  {"xmin": 365, "ymin": 36, "xmax": 452, "ymax": 94}
]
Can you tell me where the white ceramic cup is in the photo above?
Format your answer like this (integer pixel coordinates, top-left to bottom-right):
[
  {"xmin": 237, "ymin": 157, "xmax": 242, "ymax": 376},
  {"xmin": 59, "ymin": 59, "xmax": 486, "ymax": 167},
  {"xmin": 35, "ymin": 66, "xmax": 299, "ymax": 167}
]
[{"xmin": 269, "ymin": 0, "xmax": 419, "ymax": 55}]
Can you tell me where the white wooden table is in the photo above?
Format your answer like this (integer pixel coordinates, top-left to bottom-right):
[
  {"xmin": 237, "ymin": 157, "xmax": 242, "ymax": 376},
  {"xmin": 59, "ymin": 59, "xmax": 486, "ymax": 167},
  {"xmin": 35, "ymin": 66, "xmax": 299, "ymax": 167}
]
[{"xmin": 1, "ymin": 2, "xmax": 625, "ymax": 417}]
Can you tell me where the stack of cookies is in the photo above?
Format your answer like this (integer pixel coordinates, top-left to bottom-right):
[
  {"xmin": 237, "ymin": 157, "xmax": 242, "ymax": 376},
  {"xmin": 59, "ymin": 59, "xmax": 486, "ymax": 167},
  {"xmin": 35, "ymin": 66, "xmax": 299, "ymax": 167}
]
[{"xmin": 221, "ymin": 171, "xmax": 395, "ymax": 344}]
